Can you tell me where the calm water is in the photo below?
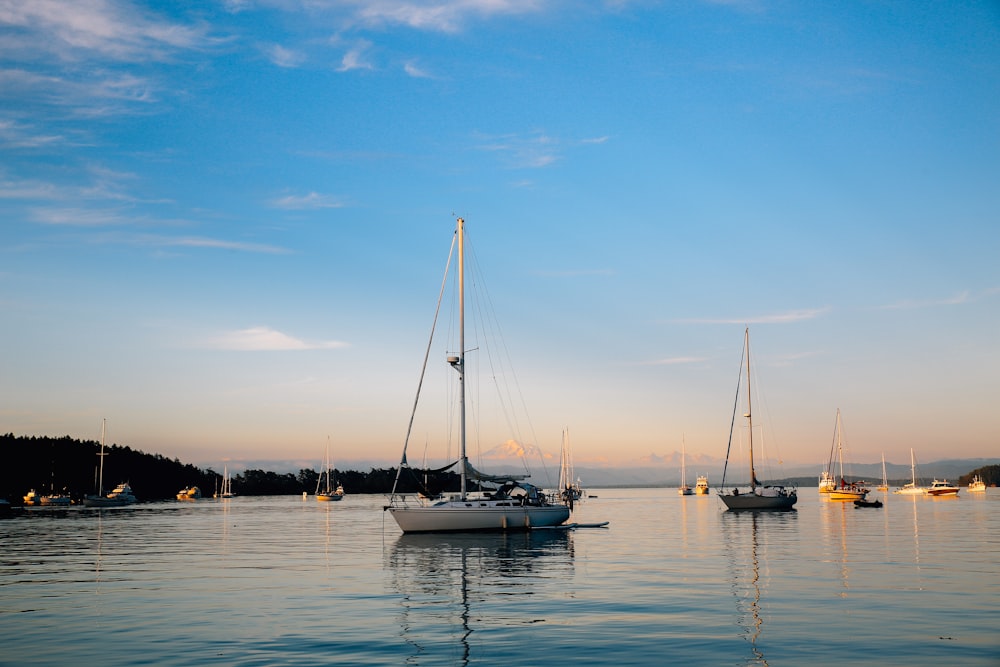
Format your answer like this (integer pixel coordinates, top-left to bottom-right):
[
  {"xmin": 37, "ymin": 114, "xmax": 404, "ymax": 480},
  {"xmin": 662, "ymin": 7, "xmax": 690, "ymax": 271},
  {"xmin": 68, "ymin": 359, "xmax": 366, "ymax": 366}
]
[{"xmin": 1, "ymin": 489, "xmax": 998, "ymax": 666}]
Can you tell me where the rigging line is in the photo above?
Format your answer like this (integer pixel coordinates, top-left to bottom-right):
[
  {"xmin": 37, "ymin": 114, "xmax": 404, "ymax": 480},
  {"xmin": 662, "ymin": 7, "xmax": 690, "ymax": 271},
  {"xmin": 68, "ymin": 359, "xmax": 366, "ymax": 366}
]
[
  {"xmin": 389, "ymin": 231, "xmax": 458, "ymax": 499},
  {"xmin": 747, "ymin": 339, "xmax": 787, "ymax": 481},
  {"xmin": 720, "ymin": 334, "xmax": 746, "ymax": 491},
  {"xmin": 466, "ymin": 237, "xmax": 546, "ymax": 480},
  {"xmin": 462, "ymin": 234, "xmax": 527, "ymax": 474}
]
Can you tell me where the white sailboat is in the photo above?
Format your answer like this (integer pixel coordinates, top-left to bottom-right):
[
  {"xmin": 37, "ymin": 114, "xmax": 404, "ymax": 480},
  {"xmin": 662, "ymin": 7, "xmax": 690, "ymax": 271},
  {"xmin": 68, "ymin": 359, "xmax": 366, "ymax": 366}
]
[
  {"xmin": 217, "ymin": 465, "xmax": 235, "ymax": 498},
  {"xmin": 316, "ymin": 437, "xmax": 344, "ymax": 502},
  {"xmin": 894, "ymin": 448, "xmax": 927, "ymax": 495},
  {"xmin": 83, "ymin": 419, "xmax": 136, "ymax": 508},
  {"xmin": 877, "ymin": 453, "xmax": 889, "ymax": 492},
  {"xmin": 385, "ymin": 218, "xmax": 571, "ymax": 533},
  {"xmin": 558, "ymin": 429, "xmax": 584, "ymax": 506},
  {"xmin": 825, "ymin": 409, "xmax": 868, "ymax": 501},
  {"xmin": 718, "ymin": 329, "xmax": 797, "ymax": 511},
  {"xmin": 678, "ymin": 436, "xmax": 693, "ymax": 496}
]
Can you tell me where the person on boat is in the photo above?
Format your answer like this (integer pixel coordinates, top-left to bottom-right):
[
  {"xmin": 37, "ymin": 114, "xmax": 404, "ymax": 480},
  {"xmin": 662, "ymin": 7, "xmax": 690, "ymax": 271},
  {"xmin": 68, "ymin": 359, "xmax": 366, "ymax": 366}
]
[{"xmin": 732, "ymin": 488, "xmax": 739, "ymax": 496}]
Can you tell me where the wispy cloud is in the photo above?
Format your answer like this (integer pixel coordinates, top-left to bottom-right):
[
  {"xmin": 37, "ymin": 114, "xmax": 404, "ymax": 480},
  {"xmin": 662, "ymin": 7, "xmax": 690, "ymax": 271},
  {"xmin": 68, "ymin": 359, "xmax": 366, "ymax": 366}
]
[
  {"xmin": 474, "ymin": 130, "xmax": 609, "ymax": 169},
  {"xmin": 159, "ymin": 237, "xmax": 290, "ymax": 254},
  {"xmin": 0, "ymin": 118, "xmax": 64, "ymax": 148},
  {"xmin": 208, "ymin": 326, "xmax": 349, "ymax": 351},
  {"xmin": 24, "ymin": 211, "xmax": 291, "ymax": 253},
  {"xmin": 267, "ymin": 44, "xmax": 306, "ymax": 68},
  {"xmin": 403, "ymin": 60, "xmax": 432, "ymax": 78},
  {"xmin": 474, "ymin": 130, "xmax": 559, "ymax": 168},
  {"xmin": 30, "ymin": 207, "xmax": 134, "ymax": 226},
  {"xmin": 878, "ymin": 291, "xmax": 973, "ymax": 310},
  {"xmin": 0, "ymin": 68, "xmax": 158, "ymax": 117},
  {"xmin": 0, "ymin": 0, "xmax": 216, "ymax": 61},
  {"xmin": 337, "ymin": 40, "xmax": 375, "ymax": 72},
  {"xmin": 677, "ymin": 307, "xmax": 831, "ymax": 325},
  {"xmin": 532, "ymin": 268, "xmax": 616, "ymax": 277},
  {"xmin": 350, "ymin": 0, "xmax": 545, "ymax": 33},
  {"xmin": 270, "ymin": 191, "xmax": 345, "ymax": 210}
]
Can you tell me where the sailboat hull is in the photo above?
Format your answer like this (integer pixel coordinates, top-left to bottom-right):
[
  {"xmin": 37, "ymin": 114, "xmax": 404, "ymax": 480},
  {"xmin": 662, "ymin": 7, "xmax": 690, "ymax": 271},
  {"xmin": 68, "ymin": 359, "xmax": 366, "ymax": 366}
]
[
  {"xmin": 389, "ymin": 502, "xmax": 570, "ymax": 533},
  {"xmin": 720, "ymin": 490, "xmax": 797, "ymax": 511},
  {"xmin": 82, "ymin": 496, "xmax": 131, "ymax": 508},
  {"xmin": 826, "ymin": 489, "xmax": 867, "ymax": 501}
]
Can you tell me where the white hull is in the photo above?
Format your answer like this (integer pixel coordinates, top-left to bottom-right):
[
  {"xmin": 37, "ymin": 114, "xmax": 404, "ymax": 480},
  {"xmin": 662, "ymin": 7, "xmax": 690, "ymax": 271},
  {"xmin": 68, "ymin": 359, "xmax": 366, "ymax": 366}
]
[
  {"xmin": 818, "ymin": 471, "xmax": 835, "ymax": 494},
  {"xmin": 317, "ymin": 492, "xmax": 344, "ymax": 502},
  {"xmin": 695, "ymin": 476, "xmax": 709, "ymax": 495},
  {"xmin": 84, "ymin": 481, "xmax": 136, "ymax": 507},
  {"xmin": 969, "ymin": 476, "xmax": 986, "ymax": 492},
  {"xmin": 927, "ymin": 480, "xmax": 959, "ymax": 496},
  {"xmin": 389, "ymin": 501, "xmax": 570, "ymax": 533}
]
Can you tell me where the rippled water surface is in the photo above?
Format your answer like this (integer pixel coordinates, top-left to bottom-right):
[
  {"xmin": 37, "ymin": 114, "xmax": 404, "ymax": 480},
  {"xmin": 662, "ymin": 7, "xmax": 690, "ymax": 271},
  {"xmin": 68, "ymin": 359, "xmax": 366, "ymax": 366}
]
[{"xmin": 2, "ymin": 489, "xmax": 998, "ymax": 666}]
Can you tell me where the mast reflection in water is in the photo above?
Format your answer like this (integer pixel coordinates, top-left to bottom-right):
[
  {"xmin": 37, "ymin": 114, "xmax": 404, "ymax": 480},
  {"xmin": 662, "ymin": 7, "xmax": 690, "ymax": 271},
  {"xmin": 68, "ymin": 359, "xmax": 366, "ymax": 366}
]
[
  {"xmin": 387, "ymin": 531, "xmax": 574, "ymax": 665},
  {"xmin": 721, "ymin": 511, "xmax": 798, "ymax": 666}
]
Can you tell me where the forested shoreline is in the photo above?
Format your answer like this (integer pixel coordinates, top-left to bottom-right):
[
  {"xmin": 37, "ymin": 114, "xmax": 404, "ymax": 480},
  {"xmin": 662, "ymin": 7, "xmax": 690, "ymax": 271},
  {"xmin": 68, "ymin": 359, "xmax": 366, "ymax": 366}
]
[{"xmin": 3, "ymin": 433, "xmax": 457, "ymax": 504}]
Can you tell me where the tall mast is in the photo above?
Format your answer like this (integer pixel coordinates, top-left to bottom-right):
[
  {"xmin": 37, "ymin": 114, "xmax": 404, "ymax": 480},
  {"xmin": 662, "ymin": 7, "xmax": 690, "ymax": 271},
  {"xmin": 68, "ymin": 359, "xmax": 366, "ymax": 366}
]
[
  {"xmin": 97, "ymin": 418, "xmax": 107, "ymax": 496},
  {"xmin": 836, "ymin": 409, "xmax": 844, "ymax": 483},
  {"xmin": 745, "ymin": 328, "xmax": 757, "ymax": 488},
  {"xmin": 457, "ymin": 218, "xmax": 467, "ymax": 501}
]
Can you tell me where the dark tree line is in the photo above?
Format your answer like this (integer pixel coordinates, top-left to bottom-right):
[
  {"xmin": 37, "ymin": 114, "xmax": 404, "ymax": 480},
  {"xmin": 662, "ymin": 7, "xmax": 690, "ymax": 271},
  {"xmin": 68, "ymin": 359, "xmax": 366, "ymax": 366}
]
[
  {"xmin": 959, "ymin": 464, "xmax": 999, "ymax": 487},
  {"xmin": 2, "ymin": 433, "xmax": 458, "ymax": 503}
]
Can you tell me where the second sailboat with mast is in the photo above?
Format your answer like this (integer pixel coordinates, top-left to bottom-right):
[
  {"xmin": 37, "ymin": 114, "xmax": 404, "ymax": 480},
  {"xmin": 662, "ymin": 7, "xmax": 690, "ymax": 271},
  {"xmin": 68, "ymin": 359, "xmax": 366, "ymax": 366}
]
[{"xmin": 718, "ymin": 329, "xmax": 797, "ymax": 511}]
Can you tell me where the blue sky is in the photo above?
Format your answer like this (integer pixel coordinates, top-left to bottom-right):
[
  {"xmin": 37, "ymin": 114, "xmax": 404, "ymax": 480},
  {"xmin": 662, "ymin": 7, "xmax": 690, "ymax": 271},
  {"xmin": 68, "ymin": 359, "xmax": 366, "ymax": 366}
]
[{"xmin": 2, "ymin": 1, "xmax": 998, "ymax": 474}]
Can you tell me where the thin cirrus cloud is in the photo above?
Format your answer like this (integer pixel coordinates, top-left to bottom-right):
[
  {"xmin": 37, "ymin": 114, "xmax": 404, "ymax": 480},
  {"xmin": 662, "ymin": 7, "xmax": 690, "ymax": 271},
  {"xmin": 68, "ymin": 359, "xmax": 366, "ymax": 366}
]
[
  {"xmin": 676, "ymin": 307, "xmax": 831, "ymax": 325},
  {"xmin": 875, "ymin": 290, "xmax": 991, "ymax": 310},
  {"xmin": 474, "ymin": 131, "xmax": 610, "ymax": 169},
  {"xmin": 474, "ymin": 131, "xmax": 559, "ymax": 169},
  {"xmin": 403, "ymin": 60, "xmax": 432, "ymax": 78},
  {"xmin": 267, "ymin": 44, "xmax": 306, "ymax": 68},
  {"xmin": 0, "ymin": 0, "xmax": 216, "ymax": 61},
  {"xmin": 336, "ymin": 41, "xmax": 374, "ymax": 72},
  {"xmin": 351, "ymin": 0, "xmax": 546, "ymax": 33},
  {"xmin": 270, "ymin": 192, "xmax": 345, "ymax": 210},
  {"xmin": 208, "ymin": 326, "xmax": 349, "ymax": 351},
  {"xmin": 158, "ymin": 236, "xmax": 290, "ymax": 254}
]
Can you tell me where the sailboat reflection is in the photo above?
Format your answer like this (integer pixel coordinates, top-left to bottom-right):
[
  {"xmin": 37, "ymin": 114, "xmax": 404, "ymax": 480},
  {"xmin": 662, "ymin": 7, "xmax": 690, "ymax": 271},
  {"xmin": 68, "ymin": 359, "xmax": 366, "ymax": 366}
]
[
  {"xmin": 387, "ymin": 531, "xmax": 574, "ymax": 665},
  {"xmin": 721, "ymin": 511, "xmax": 796, "ymax": 666}
]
